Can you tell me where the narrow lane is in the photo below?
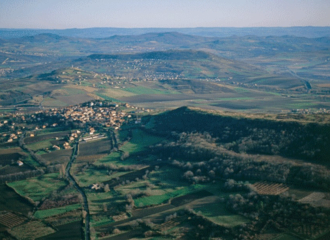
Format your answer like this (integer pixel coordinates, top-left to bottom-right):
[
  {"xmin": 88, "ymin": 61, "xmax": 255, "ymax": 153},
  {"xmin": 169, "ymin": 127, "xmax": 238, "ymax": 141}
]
[{"xmin": 65, "ymin": 141, "xmax": 90, "ymax": 240}]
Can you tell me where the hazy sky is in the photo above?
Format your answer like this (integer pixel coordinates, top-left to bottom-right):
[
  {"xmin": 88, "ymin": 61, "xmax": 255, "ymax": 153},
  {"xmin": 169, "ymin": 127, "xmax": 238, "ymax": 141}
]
[{"xmin": 0, "ymin": 0, "xmax": 329, "ymax": 29}]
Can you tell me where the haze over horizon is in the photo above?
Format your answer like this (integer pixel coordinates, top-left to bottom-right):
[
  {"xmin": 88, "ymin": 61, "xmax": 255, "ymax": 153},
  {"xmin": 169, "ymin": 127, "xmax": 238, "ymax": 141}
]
[{"xmin": 0, "ymin": 0, "xmax": 329, "ymax": 29}]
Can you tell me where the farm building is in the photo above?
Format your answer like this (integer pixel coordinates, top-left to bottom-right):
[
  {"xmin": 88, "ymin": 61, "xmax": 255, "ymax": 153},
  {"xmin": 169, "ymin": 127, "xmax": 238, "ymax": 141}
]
[{"xmin": 91, "ymin": 184, "xmax": 101, "ymax": 190}]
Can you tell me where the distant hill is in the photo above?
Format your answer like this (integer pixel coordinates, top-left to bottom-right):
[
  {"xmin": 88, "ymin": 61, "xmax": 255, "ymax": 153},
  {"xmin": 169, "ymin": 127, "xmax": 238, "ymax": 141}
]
[
  {"xmin": 14, "ymin": 33, "xmax": 70, "ymax": 43},
  {"xmin": 75, "ymin": 49, "xmax": 264, "ymax": 80},
  {"xmin": 103, "ymin": 32, "xmax": 213, "ymax": 46},
  {"xmin": 88, "ymin": 49, "xmax": 217, "ymax": 61},
  {"xmin": 1, "ymin": 27, "xmax": 330, "ymax": 39},
  {"xmin": 75, "ymin": 49, "xmax": 303, "ymax": 90}
]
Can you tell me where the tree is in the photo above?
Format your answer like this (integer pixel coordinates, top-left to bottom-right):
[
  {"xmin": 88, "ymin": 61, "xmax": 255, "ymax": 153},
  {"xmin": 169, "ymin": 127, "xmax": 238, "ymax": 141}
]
[
  {"xmin": 183, "ymin": 170, "xmax": 194, "ymax": 179},
  {"xmin": 103, "ymin": 203, "xmax": 108, "ymax": 212},
  {"xmin": 120, "ymin": 151, "xmax": 129, "ymax": 160},
  {"xmin": 104, "ymin": 184, "xmax": 110, "ymax": 192}
]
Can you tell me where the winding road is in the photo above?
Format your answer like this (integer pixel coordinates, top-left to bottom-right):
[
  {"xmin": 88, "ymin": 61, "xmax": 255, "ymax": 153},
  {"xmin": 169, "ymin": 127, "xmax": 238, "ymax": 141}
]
[{"xmin": 65, "ymin": 141, "xmax": 90, "ymax": 240}]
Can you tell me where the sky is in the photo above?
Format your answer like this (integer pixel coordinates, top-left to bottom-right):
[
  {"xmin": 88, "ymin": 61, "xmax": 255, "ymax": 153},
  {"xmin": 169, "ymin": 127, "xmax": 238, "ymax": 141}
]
[{"xmin": 0, "ymin": 0, "xmax": 329, "ymax": 29}]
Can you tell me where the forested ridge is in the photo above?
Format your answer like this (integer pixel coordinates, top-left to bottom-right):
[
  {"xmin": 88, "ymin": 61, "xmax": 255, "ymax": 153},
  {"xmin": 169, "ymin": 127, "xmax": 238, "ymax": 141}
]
[{"xmin": 147, "ymin": 106, "xmax": 330, "ymax": 163}]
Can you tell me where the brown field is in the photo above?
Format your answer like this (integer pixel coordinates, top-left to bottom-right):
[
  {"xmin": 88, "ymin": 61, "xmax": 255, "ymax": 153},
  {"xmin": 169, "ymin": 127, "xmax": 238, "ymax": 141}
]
[
  {"xmin": 299, "ymin": 192, "xmax": 330, "ymax": 208},
  {"xmin": 66, "ymin": 84, "xmax": 96, "ymax": 93},
  {"xmin": 0, "ymin": 141, "xmax": 18, "ymax": 148},
  {"xmin": 20, "ymin": 82, "xmax": 59, "ymax": 96},
  {"xmin": 9, "ymin": 220, "xmax": 56, "ymax": 240},
  {"xmin": 315, "ymin": 83, "xmax": 330, "ymax": 88},
  {"xmin": 79, "ymin": 139, "xmax": 111, "ymax": 156},
  {"xmin": 0, "ymin": 164, "xmax": 33, "ymax": 175},
  {"xmin": 50, "ymin": 140, "xmax": 66, "ymax": 146},
  {"xmin": 101, "ymin": 88, "xmax": 136, "ymax": 98},
  {"xmin": 38, "ymin": 221, "xmax": 83, "ymax": 240},
  {"xmin": 120, "ymin": 93, "xmax": 203, "ymax": 103},
  {"xmin": 0, "ymin": 185, "xmax": 33, "ymax": 215},
  {"xmin": 76, "ymin": 154, "xmax": 107, "ymax": 163},
  {"xmin": 55, "ymin": 94, "xmax": 95, "ymax": 106},
  {"xmin": 253, "ymin": 182, "xmax": 289, "ymax": 195},
  {"xmin": 299, "ymin": 192, "xmax": 325, "ymax": 203},
  {"xmin": 0, "ymin": 152, "xmax": 24, "ymax": 165},
  {"xmin": 24, "ymin": 131, "xmax": 70, "ymax": 144},
  {"xmin": 0, "ymin": 212, "xmax": 27, "ymax": 228},
  {"xmin": 0, "ymin": 147, "xmax": 23, "ymax": 154},
  {"xmin": 41, "ymin": 149, "xmax": 72, "ymax": 165}
]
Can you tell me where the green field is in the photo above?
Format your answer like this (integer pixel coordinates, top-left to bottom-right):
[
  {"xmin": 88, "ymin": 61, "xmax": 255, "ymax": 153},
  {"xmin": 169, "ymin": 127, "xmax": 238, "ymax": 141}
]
[
  {"xmin": 64, "ymin": 88, "xmax": 86, "ymax": 95},
  {"xmin": 120, "ymin": 129, "xmax": 164, "ymax": 154},
  {"xmin": 90, "ymin": 216, "xmax": 114, "ymax": 227},
  {"xmin": 8, "ymin": 173, "xmax": 68, "ymax": 202},
  {"xmin": 217, "ymin": 97, "xmax": 253, "ymax": 101},
  {"xmin": 27, "ymin": 139, "xmax": 54, "ymax": 151},
  {"xmin": 95, "ymin": 151, "xmax": 122, "ymax": 164},
  {"xmin": 95, "ymin": 92, "xmax": 121, "ymax": 102},
  {"xmin": 23, "ymin": 154, "xmax": 42, "ymax": 167},
  {"xmin": 74, "ymin": 166, "xmax": 127, "ymax": 187},
  {"xmin": 123, "ymin": 86, "xmax": 179, "ymax": 95},
  {"xmin": 134, "ymin": 184, "xmax": 203, "ymax": 207},
  {"xmin": 42, "ymin": 97, "xmax": 68, "ymax": 107},
  {"xmin": 193, "ymin": 201, "xmax": 249, "ymax": 227},
  {"xmin": 34, "ymin": 204, "xmax": 81, "ymax": 219}
]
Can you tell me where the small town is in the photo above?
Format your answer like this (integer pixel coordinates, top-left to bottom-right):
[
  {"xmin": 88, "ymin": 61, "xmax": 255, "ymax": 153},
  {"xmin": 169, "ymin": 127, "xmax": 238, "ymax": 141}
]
[{"xmin": 0, "ymin": 101, "xmax": 147, "ymax": 145}]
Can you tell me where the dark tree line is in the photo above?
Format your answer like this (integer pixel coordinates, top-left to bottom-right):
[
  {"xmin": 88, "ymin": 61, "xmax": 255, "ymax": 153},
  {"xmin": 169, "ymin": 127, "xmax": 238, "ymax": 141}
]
[
  {"xmin": 147, "ymin": 107, "xmax": 330, "ymax": 162},
  {"xmin": 152, "ymin": 132, "xmax": 330, "ymax": 190}
]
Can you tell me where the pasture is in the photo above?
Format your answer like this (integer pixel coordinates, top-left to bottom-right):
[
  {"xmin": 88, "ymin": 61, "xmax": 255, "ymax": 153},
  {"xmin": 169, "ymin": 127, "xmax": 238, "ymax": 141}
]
[
  {"xmin": 26, "ymin": 139, "xmax": 54, "ymax": 151},
  {"xmin": 188, "ymin": 196, "xmax": 250, "ymax": 228},
  {"xmin": 73, "ymin": 165, "xmax": 126, "ymax": 187},
  {"xmin": 34, "ymin": 203, "xmax": 81, "ymax": 219},
  {"xmin": 134, "ymin": 184, "xmax": 204, "ymax": 207},
  {"xmin": 7, "ymin": 173, "xmax": 68, "ymax": 202},
  {"xmin": 119, "ymin": 129, "xmax": 164, "ymax": 155}
]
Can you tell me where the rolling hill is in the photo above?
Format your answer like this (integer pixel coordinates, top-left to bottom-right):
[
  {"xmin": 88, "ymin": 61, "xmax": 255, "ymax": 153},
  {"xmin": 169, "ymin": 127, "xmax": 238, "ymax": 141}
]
[{"xmin": 74, "ymin": 49, "xmax": 304, "ymax": 89}]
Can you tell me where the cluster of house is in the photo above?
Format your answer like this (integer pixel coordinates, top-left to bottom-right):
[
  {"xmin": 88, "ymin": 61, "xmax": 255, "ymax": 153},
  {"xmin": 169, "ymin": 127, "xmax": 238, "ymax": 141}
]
[
  {"xmin": 0, "ymin": 101, "xmax": 149, "ymax": 146},
  {"xmin": 3, "ymin": 131, "xmax": 22, "ymax": 143},
  {"xmin": 42, "ymin": 103, "xmax": 131, "ymax": 129},
  {"xmin": 52, "ymin": 131, "xmax": 81, "ymax": 150},
  {"xmin": 290, "ymin": 108, "xmax": 330, "ymax": 114}
]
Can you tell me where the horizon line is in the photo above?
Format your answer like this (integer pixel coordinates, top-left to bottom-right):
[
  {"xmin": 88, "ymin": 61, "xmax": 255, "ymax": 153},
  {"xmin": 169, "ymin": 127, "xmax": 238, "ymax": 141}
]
[{"xmin": 1, "ymin": 26, "xmax": 330, "ymax": 31}]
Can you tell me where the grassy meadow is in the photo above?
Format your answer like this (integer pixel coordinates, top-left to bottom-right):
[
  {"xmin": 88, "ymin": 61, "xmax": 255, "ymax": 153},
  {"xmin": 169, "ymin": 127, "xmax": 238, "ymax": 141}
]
[{"xmin": 7, "ymin": 173, "xmax": 67, "ymax": 202}]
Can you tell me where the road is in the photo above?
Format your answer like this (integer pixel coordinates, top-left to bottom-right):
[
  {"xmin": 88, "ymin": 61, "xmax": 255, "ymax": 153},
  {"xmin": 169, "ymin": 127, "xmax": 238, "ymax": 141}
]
[
  {"xmin": 287, "ymin": 68, "xmax": 312, "ymax": 93},
  {"xmin": 65, "ymin": 141, "xmax": 90, "ymax": 240}
]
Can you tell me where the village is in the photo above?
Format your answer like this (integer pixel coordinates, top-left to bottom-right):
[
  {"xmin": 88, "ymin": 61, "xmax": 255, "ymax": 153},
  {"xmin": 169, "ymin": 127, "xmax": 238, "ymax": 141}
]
[{"xmin": 0, "ymin": 100, "xmax": 148, "ymax": 150}]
